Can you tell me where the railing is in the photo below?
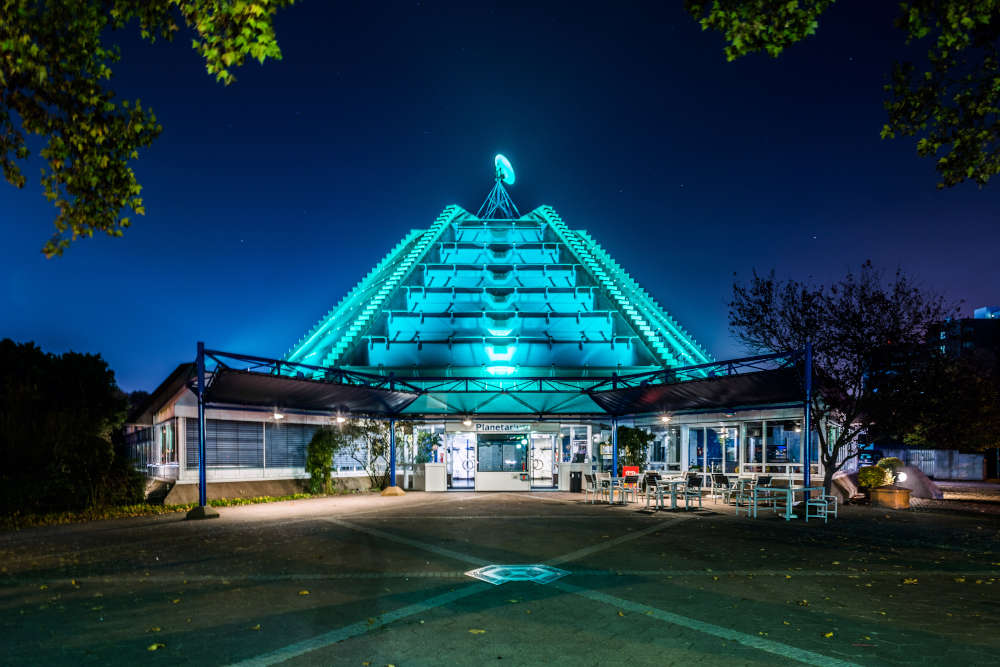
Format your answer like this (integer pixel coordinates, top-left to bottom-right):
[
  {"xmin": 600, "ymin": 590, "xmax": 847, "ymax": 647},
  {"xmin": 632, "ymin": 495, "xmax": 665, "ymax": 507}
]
[{"xmin": 739, "ymin": 463, "xmax": 821, "ymax": 478}]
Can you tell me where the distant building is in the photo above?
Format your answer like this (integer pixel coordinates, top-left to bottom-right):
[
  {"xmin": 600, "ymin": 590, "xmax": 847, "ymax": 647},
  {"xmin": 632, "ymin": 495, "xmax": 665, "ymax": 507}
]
[
  {"xmin": 974, "ymin": 305, "xmax": 1000, "ymax": 320},
  {"xmin": 929, "ymin": 308, "xmax": 1000, "ymax": 365},
  {"xmin": 865, "ymin": 306, "xmax": 1000, "ymax": 480}
]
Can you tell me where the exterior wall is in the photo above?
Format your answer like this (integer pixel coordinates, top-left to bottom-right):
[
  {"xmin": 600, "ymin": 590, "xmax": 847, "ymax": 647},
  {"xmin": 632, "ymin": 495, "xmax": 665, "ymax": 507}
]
[
  {"xmin": 174, "ymin": 405, "xmax": 369, "ymax": 485},
  {"xmin": 880, "ymin": 448, "xmax": 985, "ymax": 481},
  {"xmin": 164, "ymin": 406, "xmax": 835, "ymax": 487},
  {"xmin": 629, "ymin": 406, "xmax": 825, "ymax": 480}
]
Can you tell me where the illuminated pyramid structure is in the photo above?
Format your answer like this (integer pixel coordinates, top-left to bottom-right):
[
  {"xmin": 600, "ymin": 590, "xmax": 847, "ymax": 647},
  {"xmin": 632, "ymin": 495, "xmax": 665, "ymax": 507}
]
[{"xmin": 285, "ymin": 157, "xmax": 712, "ymax": 415}]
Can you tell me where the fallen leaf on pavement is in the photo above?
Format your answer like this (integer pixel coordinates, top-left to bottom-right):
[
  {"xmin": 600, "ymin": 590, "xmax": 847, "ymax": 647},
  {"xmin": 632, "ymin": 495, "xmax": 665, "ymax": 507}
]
[
  {"xmin": 251, "ymin": 624, "xmax": 261, "ymax": 631},
  {"xmin": 298, "ymin": 590, "xmax": 310, "ymax": 596},
  {"xmin": 824, "ymin": 632, "xmax": 834, "ymax": 638},
  {"xmin": 147, "ymin": 643, "xmax": 165, "ymax": 651},
  {"xmin": 469, "ymin": 629, "xmax": 486, "ymax": 634}
]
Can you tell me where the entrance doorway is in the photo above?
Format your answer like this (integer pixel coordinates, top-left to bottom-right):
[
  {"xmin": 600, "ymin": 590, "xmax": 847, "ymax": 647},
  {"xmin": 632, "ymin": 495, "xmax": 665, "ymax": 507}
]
[
  {"xmin": 448, "ymin": 432, "xmax": 476, "ymax": 489},
  {"xmin": 530, "ymin": 433, "xmax": 557, "ymax": 488}
]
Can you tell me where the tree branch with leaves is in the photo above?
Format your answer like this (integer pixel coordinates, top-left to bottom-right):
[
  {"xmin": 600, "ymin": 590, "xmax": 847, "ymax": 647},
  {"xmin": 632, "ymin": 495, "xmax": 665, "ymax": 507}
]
[
  {"xmin": 686, "ymin": 0, "xmax": 1000, "ymax": 189},
  {"xmin": 1, "ymin": 0, "xmax": 294, "ymax": 257}
]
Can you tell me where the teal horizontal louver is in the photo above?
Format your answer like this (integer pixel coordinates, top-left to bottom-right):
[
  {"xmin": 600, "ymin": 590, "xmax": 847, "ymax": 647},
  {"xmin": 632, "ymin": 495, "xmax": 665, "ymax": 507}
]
[
  {"xmin": 264, "ymin": 423, "xmax": 318, "ymax": 468},
  {"xmin": 185, "ymin": 418, "xmax": 263, "ymax": 468}
]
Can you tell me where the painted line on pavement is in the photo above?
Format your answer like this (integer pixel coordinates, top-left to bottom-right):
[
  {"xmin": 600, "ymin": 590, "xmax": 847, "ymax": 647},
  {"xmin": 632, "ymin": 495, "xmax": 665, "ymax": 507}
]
[
  {"xmin": 345, "ymin": 492, "xmax": 487, "ymax": 518},
  {"xmin": 547, "ymin": 515, "xmax": 692, "ymax": 566},
  {"xmin": 6, "ymin": 567, "xmax": 994, "ymax": 587},
  {"xmin": 553, "ymin": 580, "xmax": 861, "ymax": 667},
  {"xmin": 321, "ymin": 517, "xmax": 490, "ymax": 567},
  {"xmin": 569, "ymin": 568, "xmax": 1000, "ymax": 578},
  {"xmin": 227, "ymin": 582, "xmax": 492, "ymax": 667},
  {"xmin": 371, "ymin": 513, "xmax": 645, "ymax": 520}
]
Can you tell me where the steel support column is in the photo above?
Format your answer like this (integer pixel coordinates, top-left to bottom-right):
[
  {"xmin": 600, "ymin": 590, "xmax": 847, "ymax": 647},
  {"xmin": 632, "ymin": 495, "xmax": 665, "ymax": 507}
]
[
  {"xmin": 611, "ymin": 417, "xmax": 618, "ymax": 477},
  {"xmin": 186, "ymin": 342, "xmax": 218, "ymax": 519},
  {"xmin": 803, "ymin": 341, "xmax": 813, "ymax": 488},
  {"xmin": 389, "ymin": 417, "xmax": 397, "ymax": 488},
  {"xmin": 197, "ymin": 341, "xmax": 207, "ymax": 507}
]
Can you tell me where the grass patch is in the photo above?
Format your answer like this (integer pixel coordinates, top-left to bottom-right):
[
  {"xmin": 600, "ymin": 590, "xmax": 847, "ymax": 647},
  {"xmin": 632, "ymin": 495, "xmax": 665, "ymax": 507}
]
[{"xmin": 1, "ymin": 490, "xmax": 360, "ymax": 531}]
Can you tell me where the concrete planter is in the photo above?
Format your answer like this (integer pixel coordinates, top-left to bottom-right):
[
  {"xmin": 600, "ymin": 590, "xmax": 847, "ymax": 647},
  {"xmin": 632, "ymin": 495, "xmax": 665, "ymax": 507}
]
[{"xmin": 871, "ymin": 485, "xmax": 911, "ymax": 509}]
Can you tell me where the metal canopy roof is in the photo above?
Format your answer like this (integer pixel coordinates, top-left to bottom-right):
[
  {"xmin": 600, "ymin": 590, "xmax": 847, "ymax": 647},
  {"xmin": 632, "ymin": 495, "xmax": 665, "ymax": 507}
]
[
  {"xmin": 188, "ymin": 348, "xmax": 804, "ymax": 419},
  {"xmin": 587, "ymin": 366, "xmax": 803, "ymax": 416},
  {"xmin": 199, "ymin": 349, "xmax": 420, "ymax": 415},
  {"xmin": 206, "ymin": 368, "xmax": 420, "ymax": 414}
]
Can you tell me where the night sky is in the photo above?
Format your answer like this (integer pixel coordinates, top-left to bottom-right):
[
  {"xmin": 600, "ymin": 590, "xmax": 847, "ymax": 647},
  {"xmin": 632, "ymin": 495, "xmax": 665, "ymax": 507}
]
[{"xmin": 3, "ymin": 2, "xmax": 998, "ymax": 392}]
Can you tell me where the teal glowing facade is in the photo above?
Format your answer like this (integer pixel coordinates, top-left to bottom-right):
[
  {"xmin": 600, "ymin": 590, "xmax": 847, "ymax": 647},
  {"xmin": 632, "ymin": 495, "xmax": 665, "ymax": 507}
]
[
  {"xmin": 285, "ymin": 191, "xmax": 713, "ymax": 416},
  {"xmin": 128, "ymin": 176, "xmax": 827, "ymax": 498}
]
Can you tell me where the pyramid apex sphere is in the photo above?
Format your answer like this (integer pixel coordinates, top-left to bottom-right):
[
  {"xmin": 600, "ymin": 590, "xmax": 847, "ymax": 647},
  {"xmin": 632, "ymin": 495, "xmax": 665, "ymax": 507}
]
[{"xmin": 494, "ymin": 154, "xmax": 515, "ymax": 186}]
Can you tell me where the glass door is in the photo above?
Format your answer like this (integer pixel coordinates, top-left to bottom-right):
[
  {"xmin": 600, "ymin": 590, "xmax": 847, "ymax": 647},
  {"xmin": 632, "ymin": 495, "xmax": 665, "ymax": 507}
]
[
  {"xmin": 530, "ymin": 433, "xmax": 556, "ymax": 487},
  {"xmin": 447, "ymin": 432, "xmax": 476, "ymax": 489}
]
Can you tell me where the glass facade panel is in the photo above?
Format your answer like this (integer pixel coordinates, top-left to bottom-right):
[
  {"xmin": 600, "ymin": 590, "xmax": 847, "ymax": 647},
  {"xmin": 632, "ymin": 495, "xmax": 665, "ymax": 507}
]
[
  {"xmin": 767, "ymin": 420, "xmax": 802, "ymax": 464},
  {"xmin": 560, "ymin": 427, "xmax": 573, "ymax": 462},
  {"xmin": 743, "ymin": 422, "xmax": 763, "ymax": 465},
  {"xmin": 705, "ymin": 427, "xmax": 723, "ymax": 473},
  {"xmin": 650, "ymin": 432, "xmax": 665, "ymax": 462},
  {"xmin": 156, "ymin": 420, "xmax": 177, "ymax": 464},
  {"xmin": 723, "ymin": 427, "xmax": 738, "ymax": 473},
  {"xmin": 560, "ymin": 425, "xmax": 589, "ymax": 463},
  {"xmin": 646, "ymin": 425, "xmax": 680, "ymax": 471},
  {"xmin": 687, "ymin": 428, "xmax": 705, "ymax": 470},
  {"xmin": 665, "ymin": 426, "xmax": 681, "ymax": 467},
  {"xmin": 478, "ymin": 434, "xmax": 528, "ymax": 472}
]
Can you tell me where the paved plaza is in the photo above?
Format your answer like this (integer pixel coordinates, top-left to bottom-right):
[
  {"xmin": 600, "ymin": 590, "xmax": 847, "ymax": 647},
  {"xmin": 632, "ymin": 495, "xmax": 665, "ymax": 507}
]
[{"xmin": 3, "ymin": 492, "xmax": 1000, "ymax": 666}]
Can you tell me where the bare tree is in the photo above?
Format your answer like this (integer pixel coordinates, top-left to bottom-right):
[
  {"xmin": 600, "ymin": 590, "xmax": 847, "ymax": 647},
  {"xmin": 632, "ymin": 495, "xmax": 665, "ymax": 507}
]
[{"xmin": 729, "ymin": 262, "xmax": 954, "ymax": 493}]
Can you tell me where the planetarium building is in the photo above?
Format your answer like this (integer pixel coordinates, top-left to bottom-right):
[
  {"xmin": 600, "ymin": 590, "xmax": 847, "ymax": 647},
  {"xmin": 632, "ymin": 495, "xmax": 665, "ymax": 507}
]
[{"xmin": 127, "ymin": 158, "xmax": 822, "ymax": 502}]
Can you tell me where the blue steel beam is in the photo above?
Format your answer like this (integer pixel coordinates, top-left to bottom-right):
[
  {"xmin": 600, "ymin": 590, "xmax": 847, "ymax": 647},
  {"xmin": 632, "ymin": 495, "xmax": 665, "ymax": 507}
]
[{"xmin": 197, "ymin": 341, "xmax": 207, "ymax": 507}]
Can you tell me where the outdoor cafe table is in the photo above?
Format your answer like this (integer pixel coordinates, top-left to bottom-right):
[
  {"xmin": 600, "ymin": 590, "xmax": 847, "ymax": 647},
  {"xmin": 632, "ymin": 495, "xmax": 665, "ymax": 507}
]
[
  {"xmin": 601, "ymin": 476, "xmax": 627, "ymax": 505},
  {"xmin": 752, "ymin": 485, "xmax": 826, "ymax": 520},
  {"xmin": 648, "ymin": 478, "xmax": 687, "ymax": 510}
]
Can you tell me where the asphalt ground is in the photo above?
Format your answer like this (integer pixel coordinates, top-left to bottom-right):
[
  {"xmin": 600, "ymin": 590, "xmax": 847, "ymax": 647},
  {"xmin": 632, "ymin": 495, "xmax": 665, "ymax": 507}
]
[{"xmin": 2, "ymin": 491, "xmax": 1000, "ymax": 666}]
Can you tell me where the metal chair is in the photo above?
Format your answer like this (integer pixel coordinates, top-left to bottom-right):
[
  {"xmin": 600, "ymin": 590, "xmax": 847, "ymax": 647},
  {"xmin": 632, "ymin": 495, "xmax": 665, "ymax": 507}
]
[
  {"xmin": 583, "ymin": 473, "xmax": 600, "ymax": 503},
  {"xmin": 621, "ymin": 473, "xmax": 640, "ymax": 503},
  {"xmin": 682, "ymin": 473, "xmax": 703, "ymax": 510},
  {"xmin": 642, "ymin": 472, "xmax": 662, "ymax": 509},
  {"xmin": 710, "ymin": 473, "xmax": 734, "ymax": 504},
  {"xmin": 822, "ymin": 493, "xmax": 839, "ymax": 519},
  {"xmin": 596, "ymin": 472, "xmax": 613, "ymax": 503},
  {"xmin": 805, "ymin": 492, "xmax": 831, "ymax": 523}
]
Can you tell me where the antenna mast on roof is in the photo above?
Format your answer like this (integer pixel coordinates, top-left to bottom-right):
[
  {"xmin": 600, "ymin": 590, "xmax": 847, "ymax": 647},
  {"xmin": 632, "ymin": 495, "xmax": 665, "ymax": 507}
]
[{"xmin": 477, "ymin": 154, "xmax": 520, "ymax": 219}]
